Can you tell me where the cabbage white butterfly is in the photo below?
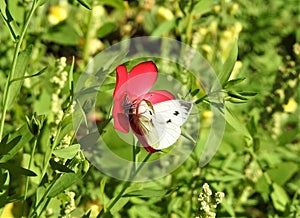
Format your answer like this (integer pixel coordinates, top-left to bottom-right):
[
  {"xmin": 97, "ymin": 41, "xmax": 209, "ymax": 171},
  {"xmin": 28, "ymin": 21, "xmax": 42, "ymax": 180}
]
[{"xmin": 129, "ymin": 99, "xmax": 193, "ymax": 150}]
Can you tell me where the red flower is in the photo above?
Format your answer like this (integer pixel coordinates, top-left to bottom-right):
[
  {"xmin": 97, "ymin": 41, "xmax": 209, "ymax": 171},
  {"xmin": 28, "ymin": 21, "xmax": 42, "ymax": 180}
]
[{"xmin": 112, "ymin": 61, "xmax": 174, "ymax": 152}]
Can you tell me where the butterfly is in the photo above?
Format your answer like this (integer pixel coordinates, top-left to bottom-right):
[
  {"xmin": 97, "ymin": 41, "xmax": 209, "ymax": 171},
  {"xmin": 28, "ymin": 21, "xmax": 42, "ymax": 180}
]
[
  {"xmin": 113, "ymin": 61, "xmax": 193, "ymax": 152},
  {"xmin": 129, "ymin": 99, "xmax": 193, "ymax": 150}
]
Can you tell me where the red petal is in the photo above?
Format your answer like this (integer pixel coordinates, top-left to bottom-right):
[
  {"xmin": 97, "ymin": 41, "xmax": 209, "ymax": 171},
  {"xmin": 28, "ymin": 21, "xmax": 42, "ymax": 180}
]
[
  {"xmin": 113, "ymin": 61, "xmax": 158, "ymax": 99},
  {"xmin": 142, "ymin": 90, "xmax": 175, "ymax": 104},
  {"xmin": 113, "ymin": 65, "xmax": 128, "ymax": 98},
  {"xmin": 113, "ymin": 61, "xmax": 159, "ymax": 133}
]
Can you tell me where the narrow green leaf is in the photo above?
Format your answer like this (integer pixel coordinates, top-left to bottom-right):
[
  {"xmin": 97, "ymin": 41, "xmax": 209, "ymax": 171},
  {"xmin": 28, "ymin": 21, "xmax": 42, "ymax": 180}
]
[
  {"xmin": 99, "ymin": 178, "xmax": 108, "ymax": 209},
  {"xmin": 0, "ymin": 135, "xmax": 22, "ymax": 156},
  {"xmin": 237, "ymin": 91, "xmax": 257, "ymax": 96},
  {"xmin": 50, "ymin": 159, "xmax": 74, "ymax": 173},
  {"xmin": 0, "ymin": 125, "xmax": 33, "ymax": 162},
  {"xmin": 227, "ymin": 91, "xmax": 248, "ymax": 101},
  {"xmin": 48, "ymin": 173, "xmax": 78, "ymax": 197},
  {"xmin": 69, "ymin": 56, "xmax": 75, "ymax": 93},
  {"xmin": 97, "ymin": 22, "xmax": 117, "ymax": 38},
  {"xmin": 224, "ymin": 77, "xmax": 246, "ymax": 88},
  {"xmin": 218, "ymin": 40, "xmax": 238, "ymax": 86},
  {"xmin": 190, "ymin": 88, "xmax": 200, "ymax": 97},
  {"xmin": 0, "ymin": 134, "xmax": 9, "ymax": 147},
  {"xmin": 225, "ymin": 107, "xmax": 252, "ymax": 140},
  {"xmin": 99, "ymin": 0, "xmax": 125, "ymax": 10},
  {"xmin": 152, "ymin": 19, "xmax": 176, "ymax": 36},
  {"xmin": 0, "ymin": 163, "xmax": 37, "ymax": 177},
  {"xmin": 6, "ymin": 45, "xmax": 32, "ymax": 109},
  {"xmin": 52, "ymin": 144, "xmax": 81, "ymax": 159},
  {"xmin": 10, "ymin": 67, "xmax": 47, "ymax": 84},
  {"xmin": 110, "ymin": 197, "xmax": 129, "ymax": 215},
  {"xmin": 192, "ymin": 0, "xmax": 214, "ymax": 15},
  {"xmin": 76, "ymin": 0, "xmax": 91, "ymax": 10},
  {"xmin": 123, "ymin": 189, "xmax": 167, "ymax": 198},
  {"xmin": 0, "ymin": 1, "xmax": 20, "ymax": 39}
]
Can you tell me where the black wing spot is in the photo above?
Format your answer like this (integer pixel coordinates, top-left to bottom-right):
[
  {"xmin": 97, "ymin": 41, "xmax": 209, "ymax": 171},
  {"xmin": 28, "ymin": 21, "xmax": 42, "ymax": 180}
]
[
  {"xmin": 166, "ymin": 119, "xmax": 172, "ymax": 123},
  {"xmin": 173, "ymin": 111, "xmax": 179, "ymax": 116},
  {"xmin": 149, "ymin": 110, "xmax": 152, "ymax": 115}
]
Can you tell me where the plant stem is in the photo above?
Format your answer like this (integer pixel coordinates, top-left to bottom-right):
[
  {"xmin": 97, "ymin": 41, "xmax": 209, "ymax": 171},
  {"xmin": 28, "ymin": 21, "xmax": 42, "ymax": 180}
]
[
  {"xmin": 22, "ymin": 134, "xmax": 38, "ymax": 216},
  {"xmin": 82, "ymin": 1, "xmax": 94, "ymax": 63},
  {"xmin": 0, "ymin": 0, "xmax": 38, "ymax": 140},
  {"xmin": 96, "ymin": 152, "xmax": 152, "ymax": 217}
]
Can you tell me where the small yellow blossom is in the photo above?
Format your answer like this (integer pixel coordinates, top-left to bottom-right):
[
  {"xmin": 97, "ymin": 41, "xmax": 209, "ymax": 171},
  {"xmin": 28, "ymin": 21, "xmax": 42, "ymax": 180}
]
[
  {"xmin": 230, "ymin": 3, "xmax": 239, "ymax": 15},
  {"xmin": 156, "ymin": 7, "xmax": 174, "ymax": 23},
  {"xmin": 48, "ymin": 5, "xmax": 68, "ymax": 25},
  {"xmin": 201, "ymin": 44, "xmax": 213, "ymax": 61},
  {"xmin": 199, "ymin": 26, "xmax": 208, "ymax": 36},
  {"xmin": 283, "ymin": 98, "xmax": 298, "ymax": 113},
  {"xmin": 213, "ymin": 5, "xmax": 221, "ymax": 13},
  {"xmin": 293, "ymin": 43, "xmax": 300, "ymax": 56}
]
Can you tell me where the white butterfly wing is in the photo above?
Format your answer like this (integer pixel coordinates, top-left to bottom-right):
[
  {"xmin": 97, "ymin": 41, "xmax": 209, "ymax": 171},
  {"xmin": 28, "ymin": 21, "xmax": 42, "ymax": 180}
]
[
  {"xmin": 135, "ymin": 100, "xmax": 193, "ymax": 150},
  {"xmin": 152, "ymin": 100, "xmax": 193, "ymax": 150}
]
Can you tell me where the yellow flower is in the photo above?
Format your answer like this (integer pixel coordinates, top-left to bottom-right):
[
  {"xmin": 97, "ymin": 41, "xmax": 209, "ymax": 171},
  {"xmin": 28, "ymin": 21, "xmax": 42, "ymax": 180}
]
[
  {"xmin": 156, "ymin": 6, "xmax": 174, "ymax": 23},
  {"xmin": 283, "ymin": 98, "xmax": 298, "ymax": 113},
  {"xmin": 48, "ymin": 5, "xmax": 68, "ymax": 25},
  {"xmin": 230, "ymin": 3, "xmax": 239, "ymax": 15}
]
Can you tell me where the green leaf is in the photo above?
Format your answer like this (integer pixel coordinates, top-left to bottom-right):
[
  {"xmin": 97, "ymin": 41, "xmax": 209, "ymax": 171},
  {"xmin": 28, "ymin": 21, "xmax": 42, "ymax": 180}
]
[
  {"xmin": 0, "ymin": 163, "xmax": 37, "ymax": 177},
  {"xmin": 152, "ymin": 19, "xmax": 176, "ymax": 36},
  {"xmin": 97, "ymin": 22, "xmax": 117, "ymax": 38},
  {"xmin": 237, "ymin": 91, "xmax": 257, "ymax": 96},
  {"xmin": 10, "ymin": 67, "xmax": 47, "ymax": 84},
  {"xmin": 190, "ymin": 88, "xmax": 200, "ymax": 97},
  {"xmin": 227, "ymin": 91, "xmax": 248, "ymax": 101},
  {"xmin": 267, "ymin": 162, "xmax": 298, "ymax": 186},
  {"xmin": 56, "ymin": 115, "xmax": 73, "ymax": 146},
  {"xmin": 0, "ymin": 125, "xmax": 33, "ymax": 162},
  {"xmin": 76, "ymin": 0, "xmax": 91, "ymax": 10},
  {"xmin": 192, "ymin": 0, "xmax": 214, "ymax": 15},
  {"xmin": 6, "ymin": 45, "xmax": 32, "ymax": 109},
  {"xmin": 270, "ymin": 183, "xmax": 290, "ymax": 212},
  {"xmin": 42, "ymin": 22, "xmax": 80, "ymax": 46},
  {"xmin": 0, "ymin": 135, "xmax": 22, "ymax": 156},
  {"xmin": 50, "ymin": 159, "xmax": 74, "ymax": 173},
  {"xmin": 225, "ymin": 107, "xmax": 252, "ymax": 141},
  {"xmin": 0, "ymin": 1, "xmax": 20, "ymax": 39},
  {"xmin": 48, "ymin": 173, "xmax": 79, "ymax": 197},
  {"xmin": 224, "ymin": 78, "xmax": 246, "ymax": 88},
  {"xmin": 99, "ymin": 178, "xmax": 108, "ymax": 208},
  {"xmin": 52, "ymin": 144, "xmax": 80, "ymax": 159},
  {"xmin": 123, "ymin": 189, "xmax": 168, "ymax": 198},
  {"xmin": 0, "ymin": 170, "xmax": 9, "ymax": 190},
  {"xmin": 0, "ymin": 135, "xmax": 9, "ymax": 147},
  {"xmin": 218, "ymin": 40, "xmax": 238, "ymax": 86},
  {"xmin": 99, "ymin": 0, "xmax": 125, "ymax": 10},
  {"xmin": 110, "ymin": 196, "xmax": 129, "ymax": 215}
]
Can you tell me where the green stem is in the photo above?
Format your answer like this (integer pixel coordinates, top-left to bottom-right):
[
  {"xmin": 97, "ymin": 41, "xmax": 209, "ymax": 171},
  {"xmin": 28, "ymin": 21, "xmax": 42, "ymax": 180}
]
[
  {"xmin": 0, "ymin": 0, "xmax": 38, "ymax": 140},
  {"xmin": 185, "ymin": 0, "xmax": 194, "ymax": 45},
  {"xmin": 22, "ymin": 134, "xmax": 39, "ymax": 216},
  {"xmin": 96, "ymin": 152, "xmax": 152, "ymax": 217},
  {"xmin": 82, "ymin": 1, "xmax": 94, "ymax": 63}
]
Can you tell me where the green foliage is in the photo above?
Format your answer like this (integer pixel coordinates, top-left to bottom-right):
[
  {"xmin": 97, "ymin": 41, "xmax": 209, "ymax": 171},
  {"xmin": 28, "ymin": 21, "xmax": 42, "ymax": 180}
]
[{"xmin": 0, "ymin": 0, "xmax": 299, "ymax": 217}]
